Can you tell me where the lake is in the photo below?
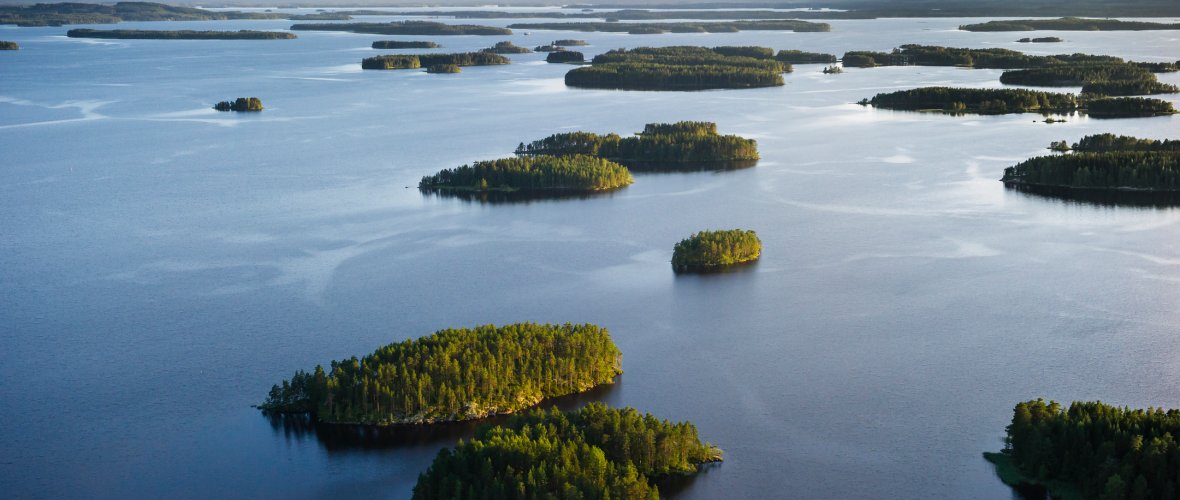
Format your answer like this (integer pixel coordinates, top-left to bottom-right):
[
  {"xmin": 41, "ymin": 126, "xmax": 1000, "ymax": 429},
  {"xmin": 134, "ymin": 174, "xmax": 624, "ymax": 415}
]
[{"xmin": 1, "ymin": 10, "xmax": 1178, "ymax": 499}]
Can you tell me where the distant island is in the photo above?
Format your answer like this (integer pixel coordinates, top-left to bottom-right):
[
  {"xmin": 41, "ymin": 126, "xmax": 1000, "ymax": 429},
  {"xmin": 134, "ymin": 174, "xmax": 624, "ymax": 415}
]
[
  {"xmin": 986, "ymin": 400, "xmax": 1180, "ymax": 500},
  {"xmin": 1001, "ymin": 135, "xmax": 1180, "ymax": 191},
  {"xmin": 66, "ymin": 29, "xmax": 296, "ymax": 40},
  {"xmin": 287, "ymin": 13, "xmax": 351, "ymax": 21},
  {"xmin": 961, "ymin": 17, "xmax": 1180, "ymax": 32},
  {"xmin": 0, "ymin": 1, "xmax": 283, "ymax": 27},
  {"xmin": 506, "ymin": 19, "xmax": 831, "ymax": 34},
  {"xmin": 841, "ymin": 44, "xmax": 1120, "ymax": 69},
  {"xmin": 1086, "ymin": 97, "xmax": 1177, "ymax": 118},
  {"xmin": 371, "ymin": 40, "xmax": 439, "ymax": 49},
  {"xmin": 259, "ymin": 323, "xmax": 622, "ymax": 425},
  {"xmin": 776, "ymin": 49, "xmax": 837, "ymax": 64},
  {"xmin": 862, "ymin": 87, "xmax": 1175, "ymax": 117},
  {"xmin": 425, "ymin": 63, "xmax": 461, "ymax": 74},
  {"xmin": 565, "ymin": 46, "xmax": 788, "ymax": 91},
  {"xmin": 213, "ymin": 97, "xmax": 263, "ymax": 112},
  {"xmin": 291, "ymin": 21, "xmax": 511, "ymax": 36},
  {"xmin": 361, "ymin": 52, "xmax": 509, "ymax": 70},
  {"xmin": 546, "ymin": 50, "xmax": 584, "ymax": 63},
  {"xmin": 1017, "ymin": 37, "xmax": 1063, "ymax": 43},
  {"xmin": 672, "ymin": 229, "xmax": 762, "ymax": 273},
  {"xmin": 482, "ymin": 40, "xmax": 530, "ymax": 54},
  {"xmin": 823, "ymin": 65, "xmax": 843, "ymax": 74},
  {"xmin": 413, "ymin": 404, "xmax": 722, "ymax": 499},
  {"xmin": 553, "ymin": 39, "xmax": 588, "ymax": 46},
  {"xmin": 419, "ymin": 155, "xmax": 633, "ymax": 193},
  {"xmin": 0, "ymin": 41, "xmax": 17, "ymax": 50},
  {"xmin": 517, "ymin": 121, "xmax": 759, "ymax": 171}
]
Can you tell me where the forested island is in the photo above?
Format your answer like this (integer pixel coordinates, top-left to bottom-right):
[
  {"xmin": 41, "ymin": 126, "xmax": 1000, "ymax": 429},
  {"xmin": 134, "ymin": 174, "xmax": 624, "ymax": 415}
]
[
  {"xmin": 553, "ymin": 39, "xmax": 588, "ymax": 46},
  {"xmin": 0, "ymin": 1, "xmax": 283, "ymax": 27},
  {"xmin": 962, "ymin": 17, "xmax": 1180, "ymax": 32},
  {"xmin": 1086, "ymin": 97, "xmax": 1177, "ymax": 118},
  {"xmin": 565, "ymin": 46, "xmax": 788, "ymax": 91},
  {"xmin": 506, "ymin": 20, "xmax": 830, "ymax": 34},
  {"xmin": 426, "ymin": 64, "xmax": 461, "ymax": 74},
  {"xmin": 291, "ymin": 21, "xmax": 511, "ymax": 36},
  {"xmin": 1001, "ymin": 135, "xmax": 1180, "ymax": 191},
  {"xmin": 419, "ymin": 155, "xmax": 633, "ymax": 194},
  {"xmin": 841, "ymin": 44, "xmax": 1120, "ymax": 69},
  {"xmin": 999, "ymin": 64, "xmax": 1179, "ymax": 97},
  {"xmin": 517, "ymin": 121, "xmax": 759, "ymax": 171},
  {"xmin": 1017, "ymin": 37, "xmax": 1063, "ymax": 43},
  {"xmin": 672, "ymin": 229, "xmax": 762, "ymax": 273},
  {"xmin": 372, "ymin": 40, "xmax": 439, "ymax": 49},
  {"xmin": 776, "ymin": 49, "xmax": 837, "ymax": 64},
  {"xmin": 361, "ymin": 52, "xmax": 509, "ymax": 70},
  {"xmin": 546, "ymin": 50, "xmax": 584, "ymax": 63},
  {"xmin": 0, "ymin": 41, "xmax": 17, "ymax": 50},
  {"xmin": 213, "ymin": 97, "xmax": 263, "ymax": 112},
  {"xmin": 259, "ymin": 323, "xmax": 622, "ymax": 425},
  {"xmin": 413, "ymin": 404, "xmax": 722, "ymax": 499},
  {"xmin": 862, "ymin": 87, "xmax": 1175, "ymax": 117},
  {"xmin": 483, "ymin": 41, "xmax": 530, "ymax": 54},
  {"xmin": 66, "ymin": 29, "xmax": 296, "ymax": 40},
  {"xmin": 986, "ymin": 400, "xmax": 1180, "ymax": 499}
]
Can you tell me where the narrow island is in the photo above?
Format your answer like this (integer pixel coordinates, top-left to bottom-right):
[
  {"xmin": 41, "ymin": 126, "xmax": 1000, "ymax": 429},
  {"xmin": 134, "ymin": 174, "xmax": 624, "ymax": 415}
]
[
  {"xmin": 1017, "ymin": 37, "xmax": 1063, "ymax": 43},
  {"xmin": 1001, "ymin": 135, "xmax": 1180, "ymax": 191},
  {"xmin": 861, "ymin": 87, "xmax": 1175, "ymax": 117},
  {"xmin": 413, "ymin": 404, "xmax": 722, "ymax": 499},
  {"xmin": 66, "ymin": 29, "xmax": 296, "ymax": 40},
  {"xmin": 0, "ymin": 1, "xmax": 285, "ymax": 27},
  {"xmin": 213, "ymin": 97, "xmax": 263, "ymax": 112},
  {"xmin": 361, "ymin": 52, "xmax": 509, "ymax": 70},
  {"xmin": 483, "ymin": 40, "xmax": 530, "ymax": 54},
  {"xmin": 776, "ymin": 49, "xmax": 838, "ymax": 64},
  {"xmin": 419, "ymin": 155, "xmax": 633, "ymax": 194},
  {"xmin": 371, "ymin": 40, "xmax": 439, "ymax": 49},
  {"xmin": 517, "ymin": 121, "xmax": 759, "ymax": 171},
  {"xmin": 672, "ymin": 229, "xmax": 762, "ymax": 273},
  {"xmin": 565, "ymin": 46, "xmax": 788, "ymax": 91},
  {"xmin": 259, "ymin": 323, "xmax": 622, "ymax": 425},
  {"xmin": 986, "ymin": 399, "xmax": 1180, "ymax": 500},
  {"xmin": 841, "ymin": 44, "xmax": 1121, "ymax": 69},
  {"xmin": 506, "ymin": 19, "xmax": 831, "ymax": 34},
  {"xmin": 961, "ymin": 17, "xmax": 1180, "ymax": 32},
  {"xmin": 0, "ymin": 41, "xmax": 17, "ymax": 50},
  {"xmin": 290, "ymin": 21, "xmax": 511, "ymax": 36},
  {"xmin": 287, "ymin": 13, "xmax": 351, "ymax": 21},
  {"xmin": 546, "ymin": 50, "xmax": 584, "ymax": 63},
  {"xmin": 425, "ymin": 64, "xmax": 460, "ymax": 74},
  {"xmin": 553, "ymin": 39, "xmax": 588, "ymax": 46}
]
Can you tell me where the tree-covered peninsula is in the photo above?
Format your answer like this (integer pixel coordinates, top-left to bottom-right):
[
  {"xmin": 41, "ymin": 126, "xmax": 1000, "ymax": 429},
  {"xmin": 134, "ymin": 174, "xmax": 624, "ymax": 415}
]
[
  {"xmin": 259, "ymin": 323, "xmax": 622, "ymax": 425},
  {"xmin": 517, "ymin": 121, "xmax": 759, "ymax": 170},
  {"xmin": 1085, "ymin": 97, "xmax": 1177, "ymax": 118},
  {"xmin": 862, "ymin": 87, "xmax": 1078, "ymax": 115},
  {"xmin": 841, "ymin": 44, "xmax": 1121, "ymax": 69},
  {"xmin": 775, "ymin": 49, "xmax": 837, "ymax": 64},
  {"xmin": 65, "ymin": 29, "xmax": 296, "ymax": 40},
  {"xmin": 961, "ymin": 17, "xmax": 1180, "ymax": 32},
  {"xmin": 986, "ymin": 399, "xmax": 1180, "ymax": 500},
  {"xmin": 413, "ymin": 404, "xmax": 722, "ymax": 500},
  {"xmin": 506, "ymin": 19, "xmax": 831, "ymax": 34},
  {"xmin": 565, "ymin": 46, "xmax": 788, "ymax": 91},
  {"xmin": 0, "ymin": 41, "xmax": 17, "ymax": 50},
  {"xmin": 1067, "ymin": 134, "xmax": 1180, "ymax": 153},
  {"xmin": 213, "ymin": 97, "xmax": 263, "ymax": 112},
  {"xmin": 420, "ymin": 155, "xmax": 633, "ymax": 194},
  {"xmin": 362, "ymin": 52, "xmax": 509, "ymax": 70},
  {"xmin": 483, "ymin": 41, "xmax": 530, "ymax": 54},
  {"xmin": 1001, "ymin": 151, "xmax": 1180, "ymax": 191},
  {"xmin": 291, "ymin": 21, "xmax": 511, "ymax": 36},
  {"xmin": 372, "ymin": 40, "xmax": 439, "ymax": 49},
  {"xmin": 672, "ymin": 229, "xmax": 762, "ymax": 273}
]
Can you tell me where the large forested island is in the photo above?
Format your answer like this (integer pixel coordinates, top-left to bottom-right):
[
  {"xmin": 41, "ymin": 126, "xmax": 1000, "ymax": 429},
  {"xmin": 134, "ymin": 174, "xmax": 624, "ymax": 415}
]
[
  {"xmin": 361, "ymin": 52, "xmax": 509, "ymax": 70},
  {"xmin": 961, "ymin": 17, "xmax": 1180, "ymax": 32},
  {"xmin": 863, "ymin": 87, "xmax": 1175, "ymax": 117},
  {"xmin": 0, "ymin": 41, "xmax": 17, "ymax": 50},
  {"xmin": 419, "ymin": 155, "xmax": 633, "ymax": 194},
  {"xmin": 259, "ymin": 323, "xmax": 622, "ymax": 425},
  {"xmin": 65, "ymin": 29, "xmax": 296, "ymax": 40},
  {"xmin": 413, "ymin": 404, "xmax": 722, "ymax": 499},
  {"xmin": 672, "ymin": 229, "xmax": 762, "ymax": 273},
  {"xmin": 371, "ymin": 40, "xmax": 439, "ymax": 49},
  {"xmin": 986, "ymin": 400, "xmax": 1180, "ymax": 499},
  {"xmin": 291, "ymin": 21, "xmax": 511, "ymax": 36},
  {"xmin": 517, "ymin": 121, "xmax": 759, "ymax": 171},
  {"xmin": 506, "ymin": 20, "xmax": 830, "ymax": 34},
  {"xmin": 213, "ymin": 97, "xmax": 263, "ymax": 112},
  {"xmin": 0, "ymin": 1, "xmax": 283, "ymax": 27},
  {"xmin": 1000, "ymin": 64, "xmax": 1178, "ymax": 96},
  {"xmin": 841, "ymin": 44, "xmax": 1121, "ymax": 69},
  {"xmin": 1001, "ymin": 135, "xmax": 1180, "ymax": 191},
  {"xmin": 565, "ymin": 46, "xmax": 788, "ymax": 91}
]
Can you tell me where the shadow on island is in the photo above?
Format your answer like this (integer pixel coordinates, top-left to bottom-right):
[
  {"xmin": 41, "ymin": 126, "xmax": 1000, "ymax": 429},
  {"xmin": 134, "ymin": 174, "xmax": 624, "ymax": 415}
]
[
  {"xmin": 1004, "ymin": 183, "xmax": 1180, "ymax": 208},
  {"xmin": 624, "ymin": 159, "xmax": 758, "ymax": 174},
  {"xmin": 654, "ymin": 461, "xmax": 721, "ymax": 497},
  {"xmin": 673, "ymin": 258, "xmax": 760, "ymax": 277},
  {"xmin": 264, "ymin": 378, "xmax": 622, "ymax": 452},
  {"xmin": 420, "ymin": 187, "xmax": 623, "ymax": 205}
]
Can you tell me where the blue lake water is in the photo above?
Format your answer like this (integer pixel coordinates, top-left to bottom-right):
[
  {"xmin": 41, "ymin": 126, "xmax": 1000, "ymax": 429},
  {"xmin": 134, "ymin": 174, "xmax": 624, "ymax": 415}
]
[{"xmin": 1, "ymin": 12, "xmax": 1179, "ymax": 499}]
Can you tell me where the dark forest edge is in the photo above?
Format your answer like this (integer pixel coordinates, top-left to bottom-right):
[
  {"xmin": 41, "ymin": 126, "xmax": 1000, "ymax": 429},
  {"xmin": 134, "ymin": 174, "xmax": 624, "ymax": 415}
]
[
  {"xmin": 506, "ymin": 19, "xmax": 830, "ymax": 34},
  {"xmin": 420, "ymin": 155, "xmax": 634, "ymax": 194},
  {"xmin": 961, "ymin": 17, "xmax": 1180, "ymax": 32},
  {"xmin": 259, "ymin": 323, "xmax": 623, "ymax": 425},
  {"xmin": 672, "ymin": 229, "xmax": 762, "ymax": 273},
  {"xmin": 516, "ymin": 121, "xmax": 759, "ymax": 171},
  {"xmin": 1017, "ymin": 37, "xmax": 1063, "ymax": 43},
  {"xmin": 372, "ymin": 40, "xmax": 439, "ymax": 49},
  {"xmin": 0, "ymin": 2, "xmax": 285, "ymax": 27},
  {"xmin": 65, "ymin": 28, "xmax": 295, "ymax": 40},
  {"xmin": 566, "ymin": 46, "xmax": 789, "ymax": 91},
  {"xmin": 861, "ymin": 87, "xmax": 1176, "ymax": 118},
  {"xmin": 412, "ymin": 403, "xmax": 721, "ymax": 500},
  {"xmin": 841, "ymin": 44, "xmax": 1123, "ymax": 69},
  {"xmin": 361, "ymin": 52, "xmax": 509, "ymax": 70},
  {"xmin": 291, "ymin": 21, "xmax": 511, "ymax": 36},
  {"xmin": 0, "ymin": 40, "xmax": 17, "ymax": 50},
  {"xmin": 1001, "ymin": 135, "xmax": 1180, "ymax": 192}
]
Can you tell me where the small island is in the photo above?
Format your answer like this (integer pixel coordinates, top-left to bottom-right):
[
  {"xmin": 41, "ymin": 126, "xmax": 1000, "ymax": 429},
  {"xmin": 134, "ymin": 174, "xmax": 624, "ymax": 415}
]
[
  {"xmin": 507, "ymin": 19, "xmax": 831, "ymax": 34},
  {"xmin": 861, "ymin": 87, "xmax": 1078, "ymax": 115},
  {"xmin": 986, "ymin": 400, "xmax": 1180, "ymax": 500},
  {"xmin": 213, "ymin": 97, "xmax": 263, "ymax": 112},
  {"xmin": 0, "ymin": 41, "xmax": 17, "ymax": 50},
  {"xmin": 553, "ymin": 39, "xmax": 588, "ymax": 46},
  {"xmin": 419, "ymin": 155, "xmax": 633, "ymax": 194},
  {"xmin": 823, "ymin": 65, "xmax": 843, "ymax": 74},
  {"xmin": 565, "ymin": 46, "xmax": 788, "ymax": 91},
  {"xmin": 259, "ymin": 323, "xmax": 622, "ymax": 425},
  {"xmin": 546, "ymin": 50, "xmax": 584, "ymax": 63},
  {"xmin": 371, "ymin": 40, "xmax": 439, "ymax": 49},
  {"xmin": 291, "ymin": 21, "xmax": 511, "ymax": 36},
  {"xmin": 1017, "ymin": 37, "xmax": 1063, "ymax": 43},
  {"xmin": 361, "ymin": 52, "xmax": 509, "ymax": 70},
  {"xmin": 672, "ymin": 229, "xmax": 762, "ymax": 273},
  {"xmin": 413, "ymin": 404, "xmax": 722, "ymax": 499},
  {"xmin": 961, "ymin": 17, "xmax": 1180, "ymax": 32},
  {"xmin": 776, "ymin": 49, "xmax": 837, "ymax": 64},
  {"xmin": 1001, "ymin": 135, "xmax": 1179, "ymax": 191},
  {"xmin": 66, "ymin": 29, "xmax": 296, "ymax": 40},
  {"xmin": 517, "ymin": 121, "xmax": 759, "ymax": 171},
  {"xmin": 482, "ymin": 40, "xmax": 530, "ymax": 54},
  {"xmin": 425, "ymin": 63, "xmax": 460, "ymax": 74}
]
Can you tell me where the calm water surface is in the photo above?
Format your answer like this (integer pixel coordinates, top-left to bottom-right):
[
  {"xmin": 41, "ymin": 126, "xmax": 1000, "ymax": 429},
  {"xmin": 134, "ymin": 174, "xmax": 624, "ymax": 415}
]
[{"xmin": 1, "ymin": 12, "xmax": 1179, "ymax": 499}]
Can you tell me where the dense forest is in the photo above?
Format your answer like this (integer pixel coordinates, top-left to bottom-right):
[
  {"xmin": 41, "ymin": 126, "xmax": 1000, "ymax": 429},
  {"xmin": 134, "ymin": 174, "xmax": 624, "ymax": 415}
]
[
  {"xmin": 862, "ymin": 87, "xmax": 1077, "ymax": 115},
  {"xmin": 1068, "ymin": 134, "xmax": 1180, "ymax": 153},
  {"xmin": 776, "ymin": 50, "xmax": 838, "ymax": 64},
  {"xmin": 0, "ymin": 41, "xmax": 17, "ymax": 50},
  {"xmin": 483, "ymin": 41, "xmax": 531, "ymax": 54},
  {"xmin": 1136, "ymin": 62, "xmax": 1180, "ymax": 73},
  {"xmin": 1082, "ymin": 80, "xmax": 1180, "ymax": 97},
  {"xmin": 565, "ymin": 46, "xmax": 787, "ymax": 91},
  {"xmin": 419, "ymin": 155, "xmax": 634, "ymax": 193},
  {"xmin": 259, "ymin": 323, "xmax": 623, "ymax": 425},
  {"xmin": 961, "ymin": 17, "xmax": 1180, "ymax": 32},
  {"xmin": 553, "ymin": 39, "xmax": 589, "ymax": 46},
  {"xmin": 546, "ymin": 51, "xmax": 585, "ymax": 64},
  {"xmin": 65, "ymin": 29, "xmax": 296, "ymax": 40},
  {"xmin": 412, "ymin": 404, "xmax": 722, "ymax": 500},
  {"xmin": 1000, "ymin": 64, "xmax": 1155, "ymax": 86},
  {"xmin": 426, "ymin": 64, "xmax": 461, "ymax": 74},
  {"xmin": 1017, "ymin": 37, "xmax": 1064, "ymax": 43},
  {"xmin": 362, "ymin": 53, "xmax": 509, "ymax": 70},
  {"xmin": 0, "ymin": 1, "xmax": 283, "ymax": 27},
  {"xmin": 841, "ymin": 44, "xmax": 1121, "ymax": 69},
  {"xmin": 1001, "ymin": 151, "xmax": 1180, "ymax": 190},
  {"xmin": 506, "ymin": 20, "xmax": 831, "ymax": 34},
  {"xmin": 672, "ymin": 229, "xmax": 762, "ymax": 273},
  {"xmin": 517, "ymin": 121, "xmax": 759, "ymax": 169},
  {"xmin": 213, "ymin": 97, "xmax": 263, "ymax": 112},
  {"xmin": 372, "ymin": 41, "xmax": 440, "ymax": 49},
  {"xmin": 291, "ymin": 21, "xmax": 511, "ymax": 36},
  {"xmin": 1086, "ymin": 97, "xmax": 1177, "ymax": 118},
  {"xmin": 987, "ymin": 400, "xmax": 1180, "ymax": 499}
]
